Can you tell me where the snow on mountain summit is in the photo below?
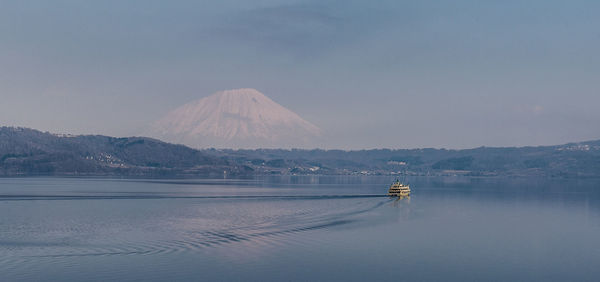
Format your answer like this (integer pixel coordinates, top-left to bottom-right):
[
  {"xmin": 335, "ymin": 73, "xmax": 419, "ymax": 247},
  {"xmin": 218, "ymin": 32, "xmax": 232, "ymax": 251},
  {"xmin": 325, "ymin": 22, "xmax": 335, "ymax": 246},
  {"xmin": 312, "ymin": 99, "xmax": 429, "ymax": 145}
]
[{"xmin": 150, "ymin": 88, "xmax": 321, "ymax": 148}]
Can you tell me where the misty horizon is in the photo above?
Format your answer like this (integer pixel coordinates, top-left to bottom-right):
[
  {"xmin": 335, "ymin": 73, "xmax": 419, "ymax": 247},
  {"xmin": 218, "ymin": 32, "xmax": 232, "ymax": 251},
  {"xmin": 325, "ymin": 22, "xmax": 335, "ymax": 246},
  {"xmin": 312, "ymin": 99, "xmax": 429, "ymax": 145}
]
[
  {"xmin": 3, "ymin": 124, "xmax": 599, "ymax": 152},
  {"xmin": 1, "ymin": 1, "xmax": 599, "ymax": 149}
]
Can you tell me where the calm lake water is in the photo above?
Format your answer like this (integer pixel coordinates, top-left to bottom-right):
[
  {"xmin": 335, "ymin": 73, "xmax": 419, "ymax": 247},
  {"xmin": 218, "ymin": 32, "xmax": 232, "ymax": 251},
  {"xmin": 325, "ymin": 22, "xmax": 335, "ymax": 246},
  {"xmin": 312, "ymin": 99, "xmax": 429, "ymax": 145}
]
[{"xmin": 1, "ymin": 176, "xmax": 599, "ymax": 281}]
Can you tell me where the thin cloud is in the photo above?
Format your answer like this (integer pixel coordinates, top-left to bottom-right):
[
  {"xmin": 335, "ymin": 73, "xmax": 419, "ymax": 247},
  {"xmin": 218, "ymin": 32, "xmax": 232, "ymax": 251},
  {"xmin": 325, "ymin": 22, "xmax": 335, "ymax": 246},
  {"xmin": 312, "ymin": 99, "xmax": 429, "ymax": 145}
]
[{"xmin": 209, "ymin": 2, "xmax": 392, "ymax": 58}]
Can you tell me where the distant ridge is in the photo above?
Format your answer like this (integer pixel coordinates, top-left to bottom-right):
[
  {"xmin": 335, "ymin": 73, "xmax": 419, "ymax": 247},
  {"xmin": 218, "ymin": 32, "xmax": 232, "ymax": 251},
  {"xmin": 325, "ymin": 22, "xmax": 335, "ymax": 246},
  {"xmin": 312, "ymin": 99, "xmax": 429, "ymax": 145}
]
[
  {"xmin": 1, "ymin": 126, "xmax": 599, "ymax": 178},
  {"xmin": 150, "ymin": 88, "xmax": 321, "ymax": 149},
  {"xmin": 0, "ymin": 126, "xmax": 250, "ymax": 177}
]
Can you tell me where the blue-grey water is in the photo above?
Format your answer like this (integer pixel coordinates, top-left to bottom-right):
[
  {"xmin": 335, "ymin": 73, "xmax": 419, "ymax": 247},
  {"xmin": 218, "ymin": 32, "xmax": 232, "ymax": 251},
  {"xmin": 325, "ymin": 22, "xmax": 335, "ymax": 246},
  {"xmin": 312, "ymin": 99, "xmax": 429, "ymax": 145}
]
[{"xmin": 1, "ymin": 176, "xmax": 599, "ymax": 281}]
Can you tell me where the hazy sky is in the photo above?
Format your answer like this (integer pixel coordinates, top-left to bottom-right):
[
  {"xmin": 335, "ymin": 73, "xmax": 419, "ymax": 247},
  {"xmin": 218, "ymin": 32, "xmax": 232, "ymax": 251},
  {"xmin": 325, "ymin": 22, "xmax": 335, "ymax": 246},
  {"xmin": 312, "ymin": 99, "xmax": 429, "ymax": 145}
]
[{"xmin": 1, "ymin": 0, "xmax": 599, "ymax": 149}]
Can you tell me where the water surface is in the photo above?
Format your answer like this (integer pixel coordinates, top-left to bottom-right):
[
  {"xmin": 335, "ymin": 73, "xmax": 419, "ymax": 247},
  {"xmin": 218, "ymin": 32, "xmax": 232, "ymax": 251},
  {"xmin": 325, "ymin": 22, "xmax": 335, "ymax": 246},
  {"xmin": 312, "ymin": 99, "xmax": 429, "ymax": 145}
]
[{"xmin": 1, "ymin": 176, "xmax": 599, "ymax": 281}]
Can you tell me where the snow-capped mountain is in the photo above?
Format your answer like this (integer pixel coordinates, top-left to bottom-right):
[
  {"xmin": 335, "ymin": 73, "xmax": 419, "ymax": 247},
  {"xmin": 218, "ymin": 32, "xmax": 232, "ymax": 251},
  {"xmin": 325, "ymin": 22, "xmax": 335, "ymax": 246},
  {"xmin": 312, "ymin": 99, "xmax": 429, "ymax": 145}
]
[{"xmin": 150, "ymin": 88, "xmax": 321, "ymax": 148}]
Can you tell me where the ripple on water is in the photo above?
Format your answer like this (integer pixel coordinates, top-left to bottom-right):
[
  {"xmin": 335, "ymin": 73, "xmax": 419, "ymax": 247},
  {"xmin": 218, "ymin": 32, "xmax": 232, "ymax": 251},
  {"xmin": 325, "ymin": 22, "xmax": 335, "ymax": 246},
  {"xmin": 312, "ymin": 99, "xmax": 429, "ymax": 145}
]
[{"xmin": 0, "ymin": 195, "xmax": 392, "ymax": 274}]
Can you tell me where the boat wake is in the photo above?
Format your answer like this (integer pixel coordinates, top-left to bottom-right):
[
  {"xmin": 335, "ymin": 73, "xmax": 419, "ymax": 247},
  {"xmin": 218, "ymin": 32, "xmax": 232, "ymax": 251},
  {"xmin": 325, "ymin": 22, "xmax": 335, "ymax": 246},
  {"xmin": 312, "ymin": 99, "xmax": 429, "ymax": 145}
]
[
  {"xmin": 0, "ymin": 194, "xmax": 387, "ymax": 201},
  {"xmin": 1, "ymin": 195, "xmax": 391, "ymax": 265}
]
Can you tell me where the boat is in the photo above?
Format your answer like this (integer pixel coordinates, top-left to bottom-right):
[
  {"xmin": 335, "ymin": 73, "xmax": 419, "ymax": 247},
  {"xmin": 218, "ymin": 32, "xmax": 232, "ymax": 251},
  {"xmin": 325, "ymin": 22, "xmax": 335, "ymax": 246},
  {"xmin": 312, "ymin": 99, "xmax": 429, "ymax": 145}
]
[{"xmin": 388, "ymin": 180, "xmax": 410, "ymax": 197}]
